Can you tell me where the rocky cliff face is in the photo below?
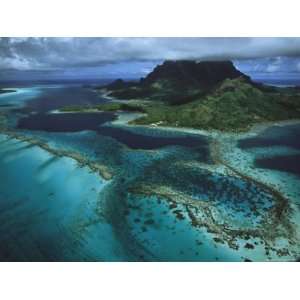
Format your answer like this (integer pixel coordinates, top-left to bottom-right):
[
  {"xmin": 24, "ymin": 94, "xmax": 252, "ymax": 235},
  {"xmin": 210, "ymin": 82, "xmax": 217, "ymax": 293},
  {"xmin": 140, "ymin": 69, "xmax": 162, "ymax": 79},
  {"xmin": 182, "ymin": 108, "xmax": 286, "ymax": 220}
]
[
  {"xmin": 99, "ymin": 60, "xmax": 254, "ymax": 104},
  {"xmin": 102, "ymin": 60, "xmax": 250, "ymax": 92},
  {"xmin": 140, "ymin": 60, "xmax": 250, "ymax": 88}
]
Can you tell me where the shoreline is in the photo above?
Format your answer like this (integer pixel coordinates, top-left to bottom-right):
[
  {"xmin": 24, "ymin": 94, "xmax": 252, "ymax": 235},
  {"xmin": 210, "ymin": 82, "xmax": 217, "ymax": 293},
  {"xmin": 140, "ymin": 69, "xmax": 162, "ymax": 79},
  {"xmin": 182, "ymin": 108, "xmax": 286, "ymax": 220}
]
[
  {"xmin": 88, "ymin": 89, "xmax": 300, "ymax": 139},
  {"xmin": 109, "ymin": 109, "xmax": 300, "ymax": 139},
  {"xmin": 95, "ymin": 88, "xmax": 116, "ymax": 101},
  {"xmin": 36, "ymin": 104, "xmax": 300, "ymax": 141}
]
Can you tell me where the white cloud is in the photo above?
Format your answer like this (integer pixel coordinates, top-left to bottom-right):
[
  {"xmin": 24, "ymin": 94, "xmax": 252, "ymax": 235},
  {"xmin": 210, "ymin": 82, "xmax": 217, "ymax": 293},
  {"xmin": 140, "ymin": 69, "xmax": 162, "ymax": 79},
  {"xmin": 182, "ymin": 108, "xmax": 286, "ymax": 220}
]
[
  {"xmin": 266, "ymin": 65, "xmax": 279, "ymax": 73},
  {"xmin": 265, "ymin": 57, "xmax": 281, "ymax": 73}
]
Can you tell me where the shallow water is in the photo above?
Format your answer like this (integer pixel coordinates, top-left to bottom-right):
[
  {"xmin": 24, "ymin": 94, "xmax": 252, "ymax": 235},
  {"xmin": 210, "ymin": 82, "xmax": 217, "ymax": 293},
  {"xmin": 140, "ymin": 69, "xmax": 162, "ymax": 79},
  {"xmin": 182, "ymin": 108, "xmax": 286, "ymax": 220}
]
[
  {"xmin": 0, "ymin": 87, "xmax": 42, "ymax": 108},
  {"xmin": 0, "ymin": 134, "xmax": 133, "ymax": 261},
  {"xmin": 0, "ymin": 84, "xmax": 299, "ymax": 261}
]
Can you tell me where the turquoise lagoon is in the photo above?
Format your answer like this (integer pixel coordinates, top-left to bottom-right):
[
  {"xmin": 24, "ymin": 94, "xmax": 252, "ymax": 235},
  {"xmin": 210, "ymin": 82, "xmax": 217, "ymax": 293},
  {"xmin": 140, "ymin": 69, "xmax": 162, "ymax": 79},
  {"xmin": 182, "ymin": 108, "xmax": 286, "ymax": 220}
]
[
  {"xmin": 0, "ymin": 84, "xmax": 299, "ymax": 261},
  {"xmin": 0, "ymin": 134, "xmax": 134, "ymax": 261}
]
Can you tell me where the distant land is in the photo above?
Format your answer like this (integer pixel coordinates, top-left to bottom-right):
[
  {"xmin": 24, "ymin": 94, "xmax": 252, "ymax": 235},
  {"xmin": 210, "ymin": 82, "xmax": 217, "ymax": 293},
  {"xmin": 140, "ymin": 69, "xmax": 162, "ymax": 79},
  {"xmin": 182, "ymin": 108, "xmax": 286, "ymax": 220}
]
[
  {"xmin": 0, "ymin": 88, "xmax": 16, "ymax": 94},
  {"xmin": 61, "ymin": 60, "xmax": 300, "ymax": 132}
]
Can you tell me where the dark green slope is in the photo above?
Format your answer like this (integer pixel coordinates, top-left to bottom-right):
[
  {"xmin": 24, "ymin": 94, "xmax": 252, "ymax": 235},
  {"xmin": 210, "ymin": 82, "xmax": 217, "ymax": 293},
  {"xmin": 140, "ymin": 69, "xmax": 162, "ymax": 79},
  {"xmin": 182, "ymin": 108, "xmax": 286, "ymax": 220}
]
[
  {"xmin": 99, "ymin": 60, "xmax": 250, "ymax": 105},
  {"xmin": 93, "ymin": 60, "xmax": 300, "ymax": 131},
  {"xmin": 132, "ymin": 77, "xmax": 300, "ymax": 131}
]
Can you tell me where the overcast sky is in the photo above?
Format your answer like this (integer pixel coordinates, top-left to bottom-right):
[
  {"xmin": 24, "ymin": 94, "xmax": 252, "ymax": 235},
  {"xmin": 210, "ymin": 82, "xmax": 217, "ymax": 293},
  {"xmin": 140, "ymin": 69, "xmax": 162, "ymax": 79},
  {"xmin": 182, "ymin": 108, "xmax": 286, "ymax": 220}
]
[{"xmin": 0, "ymin": 37, "xmax": 300, "ymax": 81}]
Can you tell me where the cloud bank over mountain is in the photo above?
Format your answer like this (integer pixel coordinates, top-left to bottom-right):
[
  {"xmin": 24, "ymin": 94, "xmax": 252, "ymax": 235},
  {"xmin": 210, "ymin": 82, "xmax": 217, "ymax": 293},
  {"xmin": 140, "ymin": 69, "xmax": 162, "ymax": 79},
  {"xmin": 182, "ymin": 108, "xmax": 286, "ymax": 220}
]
[{"xmin": 0, "ymin": 37, "xmax": 299, "ymax": 80}]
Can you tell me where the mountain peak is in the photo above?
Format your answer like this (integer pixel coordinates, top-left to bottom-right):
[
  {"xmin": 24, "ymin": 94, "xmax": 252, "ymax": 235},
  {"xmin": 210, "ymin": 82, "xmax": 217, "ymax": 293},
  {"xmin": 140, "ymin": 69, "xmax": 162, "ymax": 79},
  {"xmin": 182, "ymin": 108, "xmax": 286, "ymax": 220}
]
[
  {"xmin": 100, "ymin": 60, "xmax": 252, "ymax": 104},
  {"xmin": 141, "ymin": 60, "xmax": 250, "ymax": 87}
]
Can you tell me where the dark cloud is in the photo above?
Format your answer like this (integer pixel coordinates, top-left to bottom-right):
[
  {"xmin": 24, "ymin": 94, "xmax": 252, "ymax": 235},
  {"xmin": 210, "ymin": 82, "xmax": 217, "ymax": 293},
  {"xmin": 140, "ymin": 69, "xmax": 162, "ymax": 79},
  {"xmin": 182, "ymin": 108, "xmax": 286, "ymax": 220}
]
[
  {"xmin": 1, "ymin": 37, "xmax": 300, "ymax": 71},
  {"xmin": 0, "ymin": 38, "xmax": 300, "ymax": 81}
]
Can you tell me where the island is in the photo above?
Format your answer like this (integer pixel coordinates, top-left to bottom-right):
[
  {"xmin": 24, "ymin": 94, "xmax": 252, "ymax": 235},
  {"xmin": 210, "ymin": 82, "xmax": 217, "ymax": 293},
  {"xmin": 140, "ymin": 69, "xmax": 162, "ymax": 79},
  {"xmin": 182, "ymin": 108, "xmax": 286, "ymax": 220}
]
[
  {"xmin": 1, "ymin": 60, "xmax": 300, "ymax": 262},
  {"xmin": 61, "ymin": 60, "xmax": 300, "ymax": 132}
]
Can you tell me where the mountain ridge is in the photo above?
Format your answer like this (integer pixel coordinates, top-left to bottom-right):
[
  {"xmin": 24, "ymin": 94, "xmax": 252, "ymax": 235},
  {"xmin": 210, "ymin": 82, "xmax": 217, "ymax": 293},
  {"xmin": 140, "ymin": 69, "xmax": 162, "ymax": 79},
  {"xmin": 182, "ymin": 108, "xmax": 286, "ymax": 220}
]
[
  {"xmin": 86, "ymin": 60, "xmax": 300, "ymax": 131},
  {"xmin": 100, "ymin": 60, "xmax": 252, "ymax": 104}
]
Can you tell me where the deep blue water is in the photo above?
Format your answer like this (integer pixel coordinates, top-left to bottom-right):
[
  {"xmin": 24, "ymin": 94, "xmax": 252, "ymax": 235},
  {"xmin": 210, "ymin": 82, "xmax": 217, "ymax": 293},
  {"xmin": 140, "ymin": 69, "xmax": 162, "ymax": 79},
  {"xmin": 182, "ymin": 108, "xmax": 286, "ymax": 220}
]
[
  {"xmin": 12, "ymin": 84, "xmax": 209, "ymax": 151},
  {"xmin": 238, "ymin": 124, "xmax": 300, "ymax": 175},
  {"xmin": 17, "ymin": 113, "xmax": 209, "ymax": 150},
  {"xmin": 96, "ymin": 126, "xmax": 207, "ymax": 150},
  {"xmin": 239, "ymin": 124, "xmax": 300, "ymax": 150},
  {"xmin": 17, "ymin": 112, "xmax": 116, "ymax": 132},
  {"xmin": 255, "ymin": 154, "xmax": 300, "ymax": 177},
  {"xmin": 16, "ymin": 85, "xmax": 109, "ymax": 113}
]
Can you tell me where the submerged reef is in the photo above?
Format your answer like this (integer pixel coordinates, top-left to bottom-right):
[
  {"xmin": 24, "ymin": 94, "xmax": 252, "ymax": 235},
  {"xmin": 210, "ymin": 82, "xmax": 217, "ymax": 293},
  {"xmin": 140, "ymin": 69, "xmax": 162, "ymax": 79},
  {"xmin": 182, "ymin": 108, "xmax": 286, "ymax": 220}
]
[
  {"xmin": 0, "ymin": 84, "xmax": 299, "ymax": 261},
  {"xmin": 125, "ymin": 153, "xmax": 297, "ymax": 259},
  {"xmin": 2, "ymin": 130, "xmax": 114, "ymax": 181}
]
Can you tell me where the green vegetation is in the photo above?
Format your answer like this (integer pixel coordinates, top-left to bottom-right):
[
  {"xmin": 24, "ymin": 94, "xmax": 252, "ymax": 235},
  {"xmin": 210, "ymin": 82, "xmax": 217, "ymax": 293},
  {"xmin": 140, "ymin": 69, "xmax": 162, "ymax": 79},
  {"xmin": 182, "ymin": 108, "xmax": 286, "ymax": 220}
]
[
  {"xmin": 131, "ymin": 78, "xmax": 300, "ymax": 131},
  {"xmin": 60, "ymin": 105, "xmax": 90, "ymax": 112},
  {"xmin": 108, "ymin": 79, "xmax": 207, "ymax": 105},
  {"xmin": 92, "ymin": 60, "xmax": 300, "ymax": 131},
  {"xmin": 65, "ymin": 78, "xmax": 300, "ymax": 132},
  {"xmin": 60, "ymin": 102, "xmax": 145, "ymax": 113},
  {"xmin": 98, "ymin": 60, "xmax": 249, "ymax": 105}
]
